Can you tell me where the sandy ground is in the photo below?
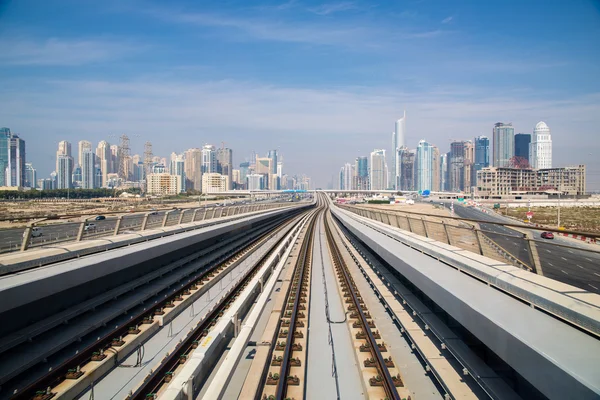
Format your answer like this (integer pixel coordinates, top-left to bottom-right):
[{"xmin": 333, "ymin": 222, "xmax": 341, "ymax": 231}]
[{"xmin": 0, "ymin": 197, "xmax": 248, "ymax": 228}]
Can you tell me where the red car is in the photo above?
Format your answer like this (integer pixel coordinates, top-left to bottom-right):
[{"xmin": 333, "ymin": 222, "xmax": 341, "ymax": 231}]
[{"xmin": 541, "ymin": 232, "xmax": 554, "ymax": 239}]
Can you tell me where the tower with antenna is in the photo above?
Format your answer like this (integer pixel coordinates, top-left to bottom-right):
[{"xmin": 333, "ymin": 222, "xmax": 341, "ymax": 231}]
[
  {"xmin": 143, "ymin": 141, "xmax": 153, "ymax": 192},
  {"xmin": 118, "ymin": 134, "xmax": 130, "ymax": 182}
]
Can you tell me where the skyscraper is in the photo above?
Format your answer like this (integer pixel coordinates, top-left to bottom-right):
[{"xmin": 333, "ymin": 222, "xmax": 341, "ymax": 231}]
[
  {"xmin": 473, "ymin": 136, "xmax": 490, "ymax": 182},
  {"xmin": 415, "ymin": 140, "xmax": 434, "ymax": 192},
  {"xmin": 57, "ymin": 155, "xmax": 73, "ymax": 189},
  {"xmin": 440, "ymin": 153, "xmax": 448, "ymax": 191},
  {"xmin": 184, "ymin": 148, "xmax": 202, "ymax": 191},
  {"xmin": 78, "ymin": 140, "xmax": 92, "ymax": 168},
  {"xmin": 392, "ymin": 111, "xmax": 406, "ymax": 189},
  {"xmin": 7, "ymin": 134, "xmax": 26, "ymax": 187},
  {"xmin": 355, "ymin": 156, "xmax": 369, "ymax": 190},
  {"xmin": 514, "ymin": 133, "xmax": 531, "ymax": 163},
  {"xmin": 370, "ymin": 149, "xmax": 386, "ymax": 190},
  {"xmin": 81, "ymin": 150, "xmax": 96, "ymax": 189},
  {"xmin": 463, "ymin": 141, "xmax": 474, "ymax": 192},
  {"xmin": 530, "ymin": 121, "xmax": 552, "ymax": 169},
  {"xmin": 397, "ymin": 147, "xmax": 415, "ymax": 191},
  {"xmin": 57, "ymin": 141, "xmax": 71, "ymax": 172},
  {"xmin": 25, "ymin": 163, "xmax": 36, "ymax": 188},
  {"xmin": 432, "ymin": 146, "xmax": 440, "ymax": 192},
  {"xmin": 449, "ymin": 141, "xmax": 465, "ymax": 192},
  {"xmin": 217, "ymin": 147, "xmax": 233, "ymax": 190},
  {"xmin": 492, "ymin": 122, "xmax": 514, "ymax": 167},
  {"xmin": 201, "ymin": 145, "xmax": 217, "ymax": 174},
  {"xmin": 96, "ymin": 141, "xmax": 111, "ymax": 187},
  {"xmin": 0, "ymin": 128, "xmax": 11, "ymax": 186},
  {"xmin": 340, "ymin": 163, "xmax": 354, "ymax": 190},
  {"xmin": 239, "ymin": 162, "xmax": 250, "ymax": 187},
  {"xmin": 72, "ymin": 165, "xmax": 82, "ymax": 188},
  {"xmin": 171, "ymin": 155, "xmax": 186, "ymax": 193}
]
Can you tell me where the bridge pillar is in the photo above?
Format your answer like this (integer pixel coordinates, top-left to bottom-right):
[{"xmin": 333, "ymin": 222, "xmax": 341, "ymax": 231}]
[
  {"xmin": 201, "ymin": 208, "xmax": 208, "ymax": 220},
  {"xmin": 211, "ymin": 208, "xmax": 217, "ymax": 219},
  {"xmin": 113, "ymin": 216, "xmax": 123, "ymax": 236},
  {"xmin": 192, "ymin": 208, "xmax": 199, "ymax": 222},
  {"xmin": 525, "ymin": 232, "xmax": 544, "ymax": 275}
]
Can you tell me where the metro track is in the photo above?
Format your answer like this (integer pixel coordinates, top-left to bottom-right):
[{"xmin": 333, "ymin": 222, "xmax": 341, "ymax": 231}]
[{"xmin": 5, "ymin": 209, "xmax": 305, "ymax": 400}]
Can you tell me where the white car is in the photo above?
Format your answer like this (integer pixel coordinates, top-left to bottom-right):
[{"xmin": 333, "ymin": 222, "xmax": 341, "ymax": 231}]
[
  {"xmin": 84, "ymin": 223, "xmax": 97, "ymax": 231},
  {"xmin": 24, "ymin": 227, "xmax": 43, "ymax": 238}
]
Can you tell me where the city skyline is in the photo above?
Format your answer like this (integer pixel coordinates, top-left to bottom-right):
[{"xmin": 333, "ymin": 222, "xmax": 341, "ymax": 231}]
[{"xmin": 1, "ymin": 1, "xmax": 599, "ymax": 189}]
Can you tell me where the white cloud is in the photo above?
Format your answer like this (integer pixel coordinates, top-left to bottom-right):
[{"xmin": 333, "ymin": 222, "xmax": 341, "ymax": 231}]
[
  {"xmin": 0, "ymin": 37, "xmax": 140, "ymax": 66},
  {"xmin": 442, "ymin": 16, "xmax": 453, "ymax": 24},
  {"xmin": 2, "ymin": 77, "xmax": 599, "ymax": 187},
  {"xmin": 308, "ymin": 2, "xmax": 358, "ymax": 15}
]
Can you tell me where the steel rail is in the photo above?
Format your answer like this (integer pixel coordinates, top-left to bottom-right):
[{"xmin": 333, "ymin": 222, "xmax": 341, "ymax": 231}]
[
  {"xmin": 126, "ymin": 211, "xmax": 310, "ymax": 400},
  {"xmin": 9, "ymin": 211, "xmax": 301, "ymax": 400},
  {"xmin": 274, "ymin": 206, "xmax": 320, "ymax": 399},
  {"xmin": 324, "ymin": 212, "xmax": 401, "ymax": 400}
]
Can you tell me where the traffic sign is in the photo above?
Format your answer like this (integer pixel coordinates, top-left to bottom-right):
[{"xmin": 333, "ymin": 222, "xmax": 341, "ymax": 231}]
[
  {"xmin": 457, "ymin": 197, "xmax": 464, "ymax": 202},
  {"xmin": 526, "ymin": 211, "xmax": 533, "ymax": 218}
]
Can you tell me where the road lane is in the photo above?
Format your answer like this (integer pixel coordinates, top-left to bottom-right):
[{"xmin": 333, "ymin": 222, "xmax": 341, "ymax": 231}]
[{"xmin": 445, "ymin": 202, "xmax": 600, "ymax": 294}]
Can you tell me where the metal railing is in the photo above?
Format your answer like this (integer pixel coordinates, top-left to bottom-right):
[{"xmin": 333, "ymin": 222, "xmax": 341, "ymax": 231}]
[{"xmin": 0, "ymin": 203, "xmax": 289, "ymax": 254}]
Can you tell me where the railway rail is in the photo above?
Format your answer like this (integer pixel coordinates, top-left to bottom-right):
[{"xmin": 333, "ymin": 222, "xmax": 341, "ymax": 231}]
[
  {"xmin": 8, "ymin": 211, "xmax": 304, "ymax": 400},
  {"xmin": 258, "ymin": 204, "xmax": 321, "ymax": 400},
  {"xmin": 324, "ymin": 208, "xmax": 403, "ymax": 400},
  {"xmin": 125, "ymin": 211, "xmax": 314, "ymax": 400}
]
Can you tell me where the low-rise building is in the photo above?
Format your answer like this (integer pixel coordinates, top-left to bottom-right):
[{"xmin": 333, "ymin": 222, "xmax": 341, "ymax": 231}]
[
  {"xmin": 202, "ymin": 173, "xmax": 229, "ymax": 193},
  {"xmin": 476, "ymin": 165, "xmax": 586, "ymax": 197},
  {"xmin": 147, "ymin": 173, "xmax": 181, "ymax": 196}
]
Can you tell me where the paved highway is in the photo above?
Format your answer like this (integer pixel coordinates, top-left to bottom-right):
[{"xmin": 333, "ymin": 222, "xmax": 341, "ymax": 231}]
[{"xmin": 446, "ymin": 203, "xmax": 600, "ymax": 294}]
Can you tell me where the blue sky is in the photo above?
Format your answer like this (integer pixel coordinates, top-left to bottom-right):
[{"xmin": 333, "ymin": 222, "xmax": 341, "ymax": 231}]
[{"xmin": 1, "ymin": 0, "xmax": 600, "ymax": 188}]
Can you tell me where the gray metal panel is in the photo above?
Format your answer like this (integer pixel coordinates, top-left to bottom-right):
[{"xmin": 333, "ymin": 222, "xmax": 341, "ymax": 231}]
[{"xmin": 333, "ymin": 207, "xmax": 600, "ymax": 399}]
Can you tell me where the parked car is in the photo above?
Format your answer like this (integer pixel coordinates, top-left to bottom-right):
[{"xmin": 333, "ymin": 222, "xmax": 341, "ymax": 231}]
[
  {"xmin": 95, "ymin": 215, "xmax": 106, "ymax": 221},
  {"xmin": 24, "ymin": 227, "xmax": 43, "ymax": 238},
  {"xmin": 84, "ymin": 223, "xmax": 96, "ymax": 231},
  {"xmin": 541, "ymin": 232, "xmax": 554, "ymax": 239}
]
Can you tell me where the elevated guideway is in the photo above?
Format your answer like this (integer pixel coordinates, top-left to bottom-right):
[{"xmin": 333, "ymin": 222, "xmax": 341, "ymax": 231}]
[{"xmin": 331, "ymin": 204, "xmax": 600, "ymax": 399}]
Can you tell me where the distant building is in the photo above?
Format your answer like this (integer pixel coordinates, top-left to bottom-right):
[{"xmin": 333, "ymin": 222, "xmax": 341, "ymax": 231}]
[
  {"xmin": 0, "ymin": 128, "xmax": 11, "ymax": 186},
  {"xmin": 473, "ymin": 136, "xmax": 490, "ymax": 185},
  {"xmin": 255, "ymin": 157, "xmax": 272, "ymax": 189},
  {"xmin": 439, "ymin": 153, "xmax": 448, "ymax": 191},
  {"xmin": 340, "ymin": 163, "xmax": 354, "ymax": 190},
  {"xmin": 514, "ymin": 133, "xmax": 531, "ymax": 162},
  {"xmin": 432, "ymin": 146, "xmax": 440, "ymax": 192},
  {"xmin": 147, "ymin": 173, "xmax": 181, "ymax": 196},
  {"xmin": 25, "ymin": 163, "xmax": 36, "ymax": 188},
  {"xmin": 72, "ymin": 165, "xmax": 82, "ymax": 188},
  {"xmin": 184, "ymin": 148, "xmax": 202, "ymax": 191},
  {"xmin": 247, "ymin": 174, "xmax": 264, "ymax": 190},
  {"xmin": 217, "ymin": 147, "xmax": 233, "ymax": 190},
  {"xmin": 355, "ymin": 156, "xmax": 369, "ymax": 190},
  {"xmin": 398, "ymin": 147, "xmax": 415, "ymax": 191},
  {"xmin": 81, "ymin": 150, "xmax": 96, "ymax": 189},
  {"xmin": 492, "ymin": 122, "xmax": 514, "ymax": 167},
  {"xmin": 78, "ymin": 140, "xmax": 92, "ymax": 168},
  {"xmin": 170, "ymin": 155, "xmax": 186, "ymax": 193},
  {"xmin": 239, "ymin": 162, "xmax": 250, "ymax": 185},
  {"xmin": 57, "ymin": 140, "xmax": 71, "ymax": 173},
  {"xmin": 415, "ymin": 140, "xmax": 433, "ymax": 192},
  {"xmin": 202, "ymin": 145, "xmax": 217, "ymax": 174},
  {"xmin": 370, "ymin": 149, "xmax": 387, "ymax": 190},
  {"xmin": 476, "ymin": 165, "xmax": 585, "ymax": 197},
  {"xmin": 530, "ymin": 121, "xmax": 552, "ymax": 169},
  {"xmin": 202, "ymin": 173, "xmax": 229, "ymax": 193},
  {"xmin": 463, "ymin": 141, "xmax": 474, "ymax": 193},
  {"xmin": 392, "ymin": 111, "xmax": 406, "ymax": 189},
  {"xmin": 449, "ymin": 141, "xmax": 465, "ymax": 192},
  {"xmin": 57, "ymin": 155, "xmax": 73, "ymax": 189},
  {"xmin": 96, "ymin": 141, "xmax": 111, "ymax": 187}
]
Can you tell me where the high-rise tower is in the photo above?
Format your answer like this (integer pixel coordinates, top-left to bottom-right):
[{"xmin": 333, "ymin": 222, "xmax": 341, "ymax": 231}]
[
  {"xmin": 492, "ymin": 122, "xmax": 514, "ymax": 167},
  {"xmin": 530, "ymin": 121, "xmax": 552, "ymax": 169},
  {"xmin": 392, "ymin": 111, "xmax": 406, "ymax": 189}
]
